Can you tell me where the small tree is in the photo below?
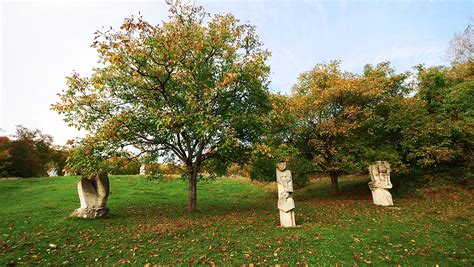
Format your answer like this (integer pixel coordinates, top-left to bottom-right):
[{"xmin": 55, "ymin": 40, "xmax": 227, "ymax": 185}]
[
  {"xmin": 249, "ymin": 94, "xmax": 316, "ymax": 188},
  {"xmin": 7, "ymin": 126, "xmax": 55, "ymax": 178},
  {"xmin": 53, "ymin": 1, "xmax": 271, "ymax": 211},
  {"xmin": 447, "ymin": 19, "xmax": 473, "ymax": 64},
  {"xmin": 0, "ymin": 136, "xmax": 12, "ymax": 177},
  {"xmin": 291, "ymin": 61, "xmax": 408, "ymax": 194}
]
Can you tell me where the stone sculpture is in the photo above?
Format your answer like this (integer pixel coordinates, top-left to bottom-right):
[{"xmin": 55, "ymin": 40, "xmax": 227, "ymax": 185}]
[
  {"xmin": 276, "ymin": 161, "xmax": 296, "ymax": 227},
  {"xmin": 70, "ymin": 171, "xmax": 110, "ymax": 219},
  {"xmin": 139, "ymin": 164, "xmax": 146, "ymax": 175},
  {"xmin": 368, "ymin": 161, "xmax": 393, "ymax": 206},
  {"xmin": 62, "ymin": 167, "xmax": 72, "ymax": 176},
  {"xmin": 47, "ymin": 168, "xmax": 58, "ymax": 177}
]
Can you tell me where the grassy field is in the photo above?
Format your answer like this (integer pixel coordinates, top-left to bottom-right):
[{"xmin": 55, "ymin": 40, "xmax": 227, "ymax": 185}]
[{"xmin": 1, "ymin": 175, "xmax": 472, "ymax": 265}]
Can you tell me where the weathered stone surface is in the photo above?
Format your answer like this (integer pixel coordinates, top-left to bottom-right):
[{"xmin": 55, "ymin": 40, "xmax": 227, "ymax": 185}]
[
  {"xmin": 139, "ymin": 164, "xmax": 146, "ymax": 175},
  {"xmin": 70, "ymin": 208, "xmax": 109, "ymax": 219},
  {"xmin": 276, "ymin": 161, "xmax": 296, "ymax": 227},
  {"xmin": 368, "ymin": 161, "xmax": 394, "ymax": 206},
  {"xmin": 71, "ymin": 171, "xmax": 110, "ymax": 219},
  {"xmin": 47, "ymin": 168, "xmax": 58, "ymax": 177}
]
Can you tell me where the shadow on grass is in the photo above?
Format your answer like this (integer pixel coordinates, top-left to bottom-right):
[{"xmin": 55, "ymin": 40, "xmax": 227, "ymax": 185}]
[
  {"xmin": 296, "ymin": 175, "xmax": 413, "ymax": 202},
  {"xmin": 65, "ymin": 175, "xmax": 416, "ymax": 223},
  {"xmin": 107, "ymin": 199, "xmax": 274, "ymax": 221}
]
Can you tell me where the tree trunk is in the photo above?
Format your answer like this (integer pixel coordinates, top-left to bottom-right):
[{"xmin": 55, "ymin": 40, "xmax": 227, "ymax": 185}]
[
  {"xmin": 330, "ymin": 173, "xmax": 340, "ymax": 195},
  {"xmin": 188, "ymin": 170, "xmax": 197, "ymax": 212}
]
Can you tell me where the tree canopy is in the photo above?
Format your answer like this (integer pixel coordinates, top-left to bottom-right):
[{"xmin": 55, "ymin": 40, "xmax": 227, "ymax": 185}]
[
  {"xmin": 52, "ymin": 1, "xmax": 271, "ymax": 211},
  {"xmin": 250, "ymin": 59, "xmax": 472, "ymax": 194},
  {"xmin": 287, "ymin": 61, "xmax": 408, "ymax": 194}
]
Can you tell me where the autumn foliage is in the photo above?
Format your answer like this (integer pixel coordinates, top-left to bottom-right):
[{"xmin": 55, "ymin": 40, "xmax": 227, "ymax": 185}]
[
  {"xmin": 52, "ymin": 1, "xmax": 271, "ymax": 211},
  {"xmin": 250, "ymin": 60, "xmax": 473, "ymax": 193},
  {"xmin": 49, "ymin": 1, "xmax": 473, "ymax": 206}
]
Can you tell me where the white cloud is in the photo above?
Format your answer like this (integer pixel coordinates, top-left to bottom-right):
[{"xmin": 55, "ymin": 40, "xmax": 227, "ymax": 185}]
[{"xmin": 372, "ymin": 41, "xmax": 448, "ymax": 70}]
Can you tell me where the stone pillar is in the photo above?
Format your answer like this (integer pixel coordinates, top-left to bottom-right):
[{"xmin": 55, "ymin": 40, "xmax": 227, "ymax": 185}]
[
  {"xmin": 139, "ymin": 164, "xmax": 146, "ymax": 175},
  {"xmin": 276, "ymin": 161, "xmax": 296, "ymax": 227},
  {"xmin": 71, "ymin": 171, "xmax": 110, "ymax": 219},
  {"xmin": 368, "ymin": 161, "xmax": 394, "ymax": 206}
]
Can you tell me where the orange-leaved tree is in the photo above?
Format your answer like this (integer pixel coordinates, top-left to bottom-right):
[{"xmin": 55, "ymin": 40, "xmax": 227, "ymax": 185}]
[{"xmin": 291, "ymin": 61, "xmax": 409, "ymax": 194}]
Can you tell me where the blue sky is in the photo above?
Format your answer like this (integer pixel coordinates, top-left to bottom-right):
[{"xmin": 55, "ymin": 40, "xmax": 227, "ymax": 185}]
[
  {"xmin": 200, "ymin": 0, "xmax": 472, "ymax": 91},
  {"xmin": 1, "ymin": 0, "xmax": 472, "ymax": 145}
]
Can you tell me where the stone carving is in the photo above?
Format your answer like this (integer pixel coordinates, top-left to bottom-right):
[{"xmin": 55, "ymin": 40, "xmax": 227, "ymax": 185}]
[
  {"xmin": 368, "ymin": 161, "xmax": 393, "ymax": 206},
  {"xmin": 62, "ymin": 167, "xmax": 72, "ymax": 176},
  {"xmin": 47, "ymin": 168, "xmax": 58, "ymax": 177},
  {"xmin": 276, "ymin": 161, "xmax": 296, "ymax": 227},
  {"xmin": 139, "ymin": 164, "xmax": 146, "ymax": 175},
  {"xmin": 70, "ymin": 171, "xmax": 110, "ymax": 219}
]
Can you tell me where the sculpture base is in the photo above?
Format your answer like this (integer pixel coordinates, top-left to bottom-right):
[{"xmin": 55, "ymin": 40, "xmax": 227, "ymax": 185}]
[
  {"xmin": 371, "ymin": 188, "xmax": 393, "ymax": 206},
  {"xmin": 279, "ymin": 210, "xmax": 296, "ymax": 227},
  {"xmin": 70, "ymin": 208, "xmax": 109, "ymax": 219}
]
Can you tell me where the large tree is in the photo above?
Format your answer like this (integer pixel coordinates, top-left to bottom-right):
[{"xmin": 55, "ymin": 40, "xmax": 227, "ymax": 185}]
[
  {"xmin": 391, "ymin": 62, "xmax": 474, "ymax": 175},
  {"xmin": 53, "ymin": 2, "xmax": 271, "ymax": 211}
]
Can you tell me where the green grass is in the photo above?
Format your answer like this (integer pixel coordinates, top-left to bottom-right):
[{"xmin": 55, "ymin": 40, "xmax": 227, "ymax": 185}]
[{"xmin": 1, "ymin": 175, "xmax": 472, "ymax": 265}]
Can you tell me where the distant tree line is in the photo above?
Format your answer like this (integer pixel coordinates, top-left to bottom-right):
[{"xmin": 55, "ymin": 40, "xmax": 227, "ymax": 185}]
[
  {"xmin": 0, "ymin": 126, "xmax": 154, "ymax": 178},
  {"xmin": 0, "ymin": 126, "xmax": 68, "ymax": 178}
]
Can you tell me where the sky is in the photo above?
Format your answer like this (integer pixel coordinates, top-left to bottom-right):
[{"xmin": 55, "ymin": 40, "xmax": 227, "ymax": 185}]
[{"xmin": 1, "ymin": 0, "xmax": 472, "ymax": 145}]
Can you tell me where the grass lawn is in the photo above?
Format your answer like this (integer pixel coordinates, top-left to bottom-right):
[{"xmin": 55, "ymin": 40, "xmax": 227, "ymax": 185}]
[{"xmin": 1, "ymin": 175, "xmax": 472, "ymax": 265}]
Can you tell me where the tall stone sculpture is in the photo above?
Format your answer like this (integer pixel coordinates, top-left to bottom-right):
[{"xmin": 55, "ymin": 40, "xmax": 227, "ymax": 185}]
[
  {"xmin": 139, "ymin": 164, "xmax": 146, "ymax": 175},
  {"xmin": 276, "ymin": 161, "xmax": 296, "ymax": 227},
  {"xmin": 71, "ymin": 171, "xmax": 110, "ymax": 219},
  {"xmin": 368, "ymin": 161, "xmax": 393, "ymax": 206}
]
